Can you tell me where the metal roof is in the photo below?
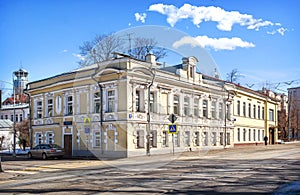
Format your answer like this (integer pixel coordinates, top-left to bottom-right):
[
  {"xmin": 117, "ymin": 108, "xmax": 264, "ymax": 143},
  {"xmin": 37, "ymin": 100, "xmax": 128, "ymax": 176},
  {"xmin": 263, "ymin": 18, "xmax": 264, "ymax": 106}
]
[{"xmin": 0, "ymin": 119, "xmax": 13, "ymax": 128}]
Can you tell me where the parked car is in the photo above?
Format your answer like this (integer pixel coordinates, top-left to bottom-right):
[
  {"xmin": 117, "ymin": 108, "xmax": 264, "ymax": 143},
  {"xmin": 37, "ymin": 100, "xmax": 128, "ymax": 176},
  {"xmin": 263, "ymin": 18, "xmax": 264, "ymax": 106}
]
[{"xmin": 28, "ymin": 144, "xmax": 64, "ymax": 159}]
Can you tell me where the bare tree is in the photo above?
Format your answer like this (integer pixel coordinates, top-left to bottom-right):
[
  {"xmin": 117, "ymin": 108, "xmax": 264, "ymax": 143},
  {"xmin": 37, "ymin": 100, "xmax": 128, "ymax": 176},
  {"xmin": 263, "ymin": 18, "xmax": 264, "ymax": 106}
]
[
  {"xmin": 78, "ymin": 34, "xmax": 167, "ymax": 67},
  {"xmin": 79, "ymin": 33, "xmax": 124, "ymax": 67},
  {"xmin": 226, "ymin": 68, "xmax": 242, "ymax": 83},
  {"xmin": 130, "ymin": 37, "xmax": 167, "ymax": 61},
  {"xmin": 16, "ymin": 119, "xmax": 29, "ymax": 150}
]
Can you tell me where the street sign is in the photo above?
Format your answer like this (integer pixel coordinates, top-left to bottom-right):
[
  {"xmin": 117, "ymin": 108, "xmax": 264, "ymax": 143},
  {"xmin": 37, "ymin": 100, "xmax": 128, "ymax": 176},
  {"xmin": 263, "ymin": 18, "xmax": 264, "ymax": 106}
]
[
  {"xmin": 168, "ymin": 124, "xmax": 178, "ymax": 134},
  {"xmin": 84, "ymin": 117, "xmax": 91, "ymax": 125},
  {"xmin": 84, "ymin": 127, "xmax": 90, "ymax": 134},
  {"xmin": 168, "ymin": 114, "xmax": 177, "ymax": 124}
]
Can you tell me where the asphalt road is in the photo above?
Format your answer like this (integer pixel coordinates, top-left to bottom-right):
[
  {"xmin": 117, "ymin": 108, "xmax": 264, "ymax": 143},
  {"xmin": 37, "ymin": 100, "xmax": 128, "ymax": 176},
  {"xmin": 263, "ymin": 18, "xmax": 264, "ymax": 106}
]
[{"xmin": 0, "ymin": 143, "xmax": 300, "ymax": 194}]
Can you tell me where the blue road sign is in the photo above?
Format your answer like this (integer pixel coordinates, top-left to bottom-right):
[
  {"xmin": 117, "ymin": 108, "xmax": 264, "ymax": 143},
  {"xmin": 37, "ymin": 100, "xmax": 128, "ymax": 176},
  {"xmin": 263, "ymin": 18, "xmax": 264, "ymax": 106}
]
[{"xmin": 168, "ymin": 124, "xmax": 178, "ymax": 134}]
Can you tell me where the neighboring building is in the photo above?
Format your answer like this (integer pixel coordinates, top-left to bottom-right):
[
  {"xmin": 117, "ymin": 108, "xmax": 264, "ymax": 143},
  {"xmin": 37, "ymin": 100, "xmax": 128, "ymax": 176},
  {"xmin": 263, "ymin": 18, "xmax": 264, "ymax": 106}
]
[
  {"xmin": 0, "ymin": 119, "xmax": 13, "ymax": 150},
  {"xmin": 288, "ymin": 87, "xmax": 300, "ymax": 140},
  {"xmin": 0, "ymin": 69, "xmax": 30, "ymax": 123},
  {"xmin": 25, "ymin": 54, "xmax": 235, "ymax": 158}
]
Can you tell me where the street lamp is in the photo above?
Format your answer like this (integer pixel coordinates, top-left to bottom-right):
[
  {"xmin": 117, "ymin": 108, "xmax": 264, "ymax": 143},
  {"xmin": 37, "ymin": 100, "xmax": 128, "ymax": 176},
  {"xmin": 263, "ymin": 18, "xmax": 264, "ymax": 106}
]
[{"xmin": 0, "ymin": 80, "xmax": 16, "ymax": 157}]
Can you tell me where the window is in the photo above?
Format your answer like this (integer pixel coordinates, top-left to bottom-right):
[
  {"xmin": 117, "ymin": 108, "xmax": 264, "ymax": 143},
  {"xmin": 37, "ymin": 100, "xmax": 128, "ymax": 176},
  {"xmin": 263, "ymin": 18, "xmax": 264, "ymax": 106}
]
[
  {"xmin": 94, "ymin": 131, "xmax": 101, "ymax": 147},
  {"xmin": 184, "ymin": 131, "xmax": 190, "ymax": 147},
  {"xmin": 189, "ymin": 66, "xmax": 193, "ymax": 78},
  {"xmin": 248, "ymin": 129, "xmax": 251, "ymax": 141},
  {"xmin": 237, "ymin": 128, "xmax": 240, "ymax": 142},
  {"xmin": 94, "ymin": 92, "xmax": 101, "ymax": 113},
  {"xmin": 136, "ymin": 91, "xmax": 141, "ymax": 112},
  {"xmin": 211, "ymin": 100, "xmax": 216, "ymax": 119},
  {"xmin": 184, "ymin": 96, "xmax": 190, "ymax": 116},
  {"xmin": 253, "ymin": 129, "xmax": 256, "ymax": 141},
  {"xmin": 212, "ymin": 132, "xmax": 217, "ymax": 146},
  {"xmin": 174, "ymin": 131, "xmax": 180, "ymax": 147},
  {"xmin": 47, "ymin": 98, "xmax": 53, "ymax": 117},
  {"xmin": 37, "ymin": 100, "xmax": 43, "ymax": 118},
  {"xmin": 203, "ymin": 132, "xmax": 208, "ymax": 146},
  {"xmin": 237, "ymin": 100, "xmax": 241, "ymax": 116},
  {"xmin": 15, "ymin": 115, "xmax": 18, "ymax": 122},
  {"xmin": 220, "ymin": 132, "xmax": 224, "ymax": 145},
  {"xmin": 0, "ymin": 115, "xmax": 3, "ymax": 120},
  {"xmin": 149, "ymin": 92, "xmax": 154, "ymax": 113},
  {"xmin": 226, "ymin": 104, "xmax": 231, "ymax": 120},
  {"xmin": 161, "ymin": 93, "xmax": 168, "ymax": 114},
  {"xmin": 35, "ymin": 132, "xmax": 42, "ymax": 145},
  {"xmin": 162, "ymin": 131, "xmax": 168, "ymax": 147},
  {"xmin": 107, "ymin": 90, "xmax": 115, "ymax": 112},
  {"xmin": 269, "ymin": 109, "xmax": 274, "ymax": 121},
  {"xmin": 258, "ymin": 130, "xmax": 261, "ymax": 141},
  {"xmin": 67, "ymin": 96, "xmax": 73, "ymax": 115},
  {"xmin": 20, "ymin": 114, "xmax": 23, "ymax": 122},
  {"xmin": 194, "ymin": 131, "xmax": 200, "ymax": 146},
  {"xmin": 203, "ymin": 100, "xmax": 208, "ymax": 118},
  {"xmin": 243, "ymin": 129, "xmax": 246, "ymax": 141},
  {"xmin": 243, "ymin": 102, "xmax": 246, "ymax": 116},
  {"xmin": 173, "ymin": 95, "xmax": 179, "ymax": 115},
  {"xmin": 150, "ymin": 131, "xmax": 157, "ymax": 148},
  {"xmin": 262, "ymin": 107, "xmax": 265, "ymax": 120},
  {"xmin": 46, "ymin": 132, "xmax": 54, "ymax": 144},
  {"xmin": 11, "ymin": 115, "xmax": 13, "ymax": 121},
  {"xmin": 258, "ymin": 106, "xmax": 261, "ymax": 119},
  {"xmin": 248, "ymin": 103, "xmax": 251, "ymax": 118},
  {"xmin": 253, "ymin": 105, "xmax": 256, "ymax": 119},
  {"xmin": 262, "ymin": 130, "xmax": 265, "ymax": 141},
  {"xmin": 219, "ymin": 103, "xmax": 224, "ymax": 120},
  {"xmin": 137, "ymin": 130, "xmax": 144, "ymax": 148},
  {"xmin": 226, "ymin": 132, "xmax": 230, "ymax": 145},
  {"xmin": 5, "ymin": 115, "xmax": 8, "ymax": 119},
  {"xmin": 194, "ymin": 98, "xmax": 199, "ymax": 117}
]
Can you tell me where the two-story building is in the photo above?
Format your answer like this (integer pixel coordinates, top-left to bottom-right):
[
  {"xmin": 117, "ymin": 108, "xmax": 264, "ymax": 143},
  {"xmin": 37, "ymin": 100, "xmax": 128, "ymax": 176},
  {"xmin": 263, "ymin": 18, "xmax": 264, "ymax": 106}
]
[{"xmin": 25, "ymin": 54, "xmax": 235, "ymax": 158}]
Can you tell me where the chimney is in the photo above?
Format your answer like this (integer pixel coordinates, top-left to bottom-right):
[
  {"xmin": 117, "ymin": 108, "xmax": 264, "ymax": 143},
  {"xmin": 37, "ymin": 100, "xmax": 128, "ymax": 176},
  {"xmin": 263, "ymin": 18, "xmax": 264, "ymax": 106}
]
[{"xmin": 146, "ymin": 53, "xmax": 156, "ymax": 65}]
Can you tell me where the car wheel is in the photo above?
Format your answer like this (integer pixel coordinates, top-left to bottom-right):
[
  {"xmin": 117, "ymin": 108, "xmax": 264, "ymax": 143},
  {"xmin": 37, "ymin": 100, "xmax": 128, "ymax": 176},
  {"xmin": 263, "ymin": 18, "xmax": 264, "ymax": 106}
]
[
  {"xmin": 28, "ymin": 152, "xmax": 32, "ymax": 159},
  {"xmin": 42, "ymin": 153, "xmax": 47, "ymax": 160}
]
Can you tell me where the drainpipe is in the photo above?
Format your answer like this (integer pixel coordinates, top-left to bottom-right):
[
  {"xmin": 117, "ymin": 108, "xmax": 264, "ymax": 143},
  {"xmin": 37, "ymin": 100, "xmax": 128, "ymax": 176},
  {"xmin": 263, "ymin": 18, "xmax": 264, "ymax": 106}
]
[
  {"xmin": 146, "ymin": 71, "xmax": 155, "ymax": 156},
  {"xmin": 91, "ymin": 69, "xmax": 104, "ymax": 154},
  {"xmin": 24, "ymin": 84, "xmax": 32, "ymax": 149}
]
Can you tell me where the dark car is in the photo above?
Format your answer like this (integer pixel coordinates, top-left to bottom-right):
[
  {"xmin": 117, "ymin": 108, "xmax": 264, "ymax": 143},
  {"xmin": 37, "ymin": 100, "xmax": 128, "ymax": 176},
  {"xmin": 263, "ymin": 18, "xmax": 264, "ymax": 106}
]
[{"xmin": 28, "ymin": 144, "xmax": 64, "ymax": 160}]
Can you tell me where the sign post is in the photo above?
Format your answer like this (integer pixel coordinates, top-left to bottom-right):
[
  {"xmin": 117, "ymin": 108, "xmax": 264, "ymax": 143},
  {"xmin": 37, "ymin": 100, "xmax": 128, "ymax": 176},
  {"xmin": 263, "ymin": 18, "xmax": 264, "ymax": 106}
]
[
  {"xmin": 168, "ymin": 114, "xmax": 178, "ymax": 155},
  {"xmin": 84, "ymin": 117, "xmax": 91, "ymax": 151}
]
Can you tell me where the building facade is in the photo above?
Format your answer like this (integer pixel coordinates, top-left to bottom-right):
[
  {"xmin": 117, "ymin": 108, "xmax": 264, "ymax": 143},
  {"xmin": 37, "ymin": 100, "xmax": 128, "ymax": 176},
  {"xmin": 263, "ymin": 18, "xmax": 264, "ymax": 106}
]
[
  {"xmin": 228, "ymin": 85, "xmax": 278, "ymax": 146},
  {"xmin": 288, "ymin": 87, "xmax": 300, "ymax": 140},
  {"xmin": 26, "ymin": 54, "xmax": 235, "ymax": 158}
]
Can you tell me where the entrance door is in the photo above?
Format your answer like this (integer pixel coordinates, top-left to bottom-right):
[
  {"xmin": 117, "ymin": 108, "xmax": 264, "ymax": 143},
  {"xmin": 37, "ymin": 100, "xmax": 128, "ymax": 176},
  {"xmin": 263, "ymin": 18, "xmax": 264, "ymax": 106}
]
[
  {"xmin": 107, "ymin": 130, "xmax": 115, "ymax": 152},
  {"xmin": 64, "ymin": 135, "xmax": 72, "ymax": 156},
  {"xmin": 269, "ymin": 128, "xmax": 275, "ymax": 145}
]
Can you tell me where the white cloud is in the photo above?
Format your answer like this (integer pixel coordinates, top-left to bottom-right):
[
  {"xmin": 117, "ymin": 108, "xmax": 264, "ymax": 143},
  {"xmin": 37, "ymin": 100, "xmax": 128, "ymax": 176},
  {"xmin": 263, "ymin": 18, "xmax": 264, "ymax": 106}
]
[
  {"xmin": 173, "ymin": 35, "xmax": 255, "ymax": 51},
  {"xmin": 277, "ymin": 27, "xmax": 287, "ymax": 36},
  {"xmin": 60, "ymin": 49, "xmax": 68, "ymax": 53},
  {"xmin": 135, "ymin": 12, "xmax": 147, "ymax": 23},
  {"xmin": 149, "ymin": 3, "xmax": 276, "ymax": 31},
  {"xmin": 72, "ymin": 53, "xmax": 85, "ymax": 61}
]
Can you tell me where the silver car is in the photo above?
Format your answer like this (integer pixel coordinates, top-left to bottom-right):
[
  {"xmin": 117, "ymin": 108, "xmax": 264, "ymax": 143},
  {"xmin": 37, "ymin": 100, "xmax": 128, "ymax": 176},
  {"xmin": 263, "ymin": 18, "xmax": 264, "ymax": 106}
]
[{"xmin": 28, "ymin": 144, "xmax": 64, "ymax": 160}]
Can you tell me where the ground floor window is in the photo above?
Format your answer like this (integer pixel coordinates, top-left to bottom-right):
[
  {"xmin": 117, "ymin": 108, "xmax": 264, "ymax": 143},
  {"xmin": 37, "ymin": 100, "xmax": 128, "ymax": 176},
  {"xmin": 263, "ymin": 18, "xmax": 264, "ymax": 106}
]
[
  {"xmin": 150, "ymin": 131, "xmax": 157, "ymax": 148},
  {"xmin": 162, "ymin": 131, "xmax": 169, "ymax": 147},
  {"xmin": 202, "ymin": 132, "xmax": 208, "ymax": 146},
  {"xmin": 194, "ymin": 131, "xmax": 200, "ymax": 146},
  {"xmin": 212, "ymin": 132, "xmax": 217, "ymax": 146},
  {"xmin": 35, "ymin": 132, "xmax": 42, "ymax": 145},
  {"xmin": 226, "ymin": 132, "xmax": 230, "ymax": 145},
  {"xmin": 220, "ymin": 132, "xmax": 224, "ymax": 145},
  {"xmin": 137, "ymin": 130, "xmax": 145, "ymax": 148},
  {"xmin": 174, "ymin": 131, "xmax": 180, "ymax": 147},
  {"xmin": 184, "ymin": 131, "xmax": 190, "ymax": 147},
  {"xmin": 93, "ymin": 130, "xmax": 101, "ymax": 147},
  {"xmin": 46, "ymin": 131, "xmax": 54, "ymax": 144},
  {"xmin": 258, "ymin": 130, "xmax": 261, "ymax": 141}
]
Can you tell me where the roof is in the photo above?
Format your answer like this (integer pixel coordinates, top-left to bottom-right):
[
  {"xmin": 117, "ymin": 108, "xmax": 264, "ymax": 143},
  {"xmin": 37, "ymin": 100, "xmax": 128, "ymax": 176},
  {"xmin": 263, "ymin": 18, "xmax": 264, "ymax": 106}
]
[{"xmin": 0, "ymin": 120, "xmax": 13, "ymax": 128}]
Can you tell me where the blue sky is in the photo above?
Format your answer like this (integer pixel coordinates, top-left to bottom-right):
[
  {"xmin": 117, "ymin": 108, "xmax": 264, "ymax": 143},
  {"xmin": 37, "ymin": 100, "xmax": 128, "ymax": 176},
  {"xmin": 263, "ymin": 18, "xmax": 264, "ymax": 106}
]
[{"xmin": 0, "ymin": 0, "xmax": 299, "ymax": 97}]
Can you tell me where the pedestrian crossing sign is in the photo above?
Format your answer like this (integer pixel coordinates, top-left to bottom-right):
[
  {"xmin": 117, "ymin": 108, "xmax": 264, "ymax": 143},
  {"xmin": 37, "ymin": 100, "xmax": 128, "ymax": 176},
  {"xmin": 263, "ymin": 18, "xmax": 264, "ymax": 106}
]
[{"xmin": 168, "ymin": 124, "xmax": 178, "ymax": 134}]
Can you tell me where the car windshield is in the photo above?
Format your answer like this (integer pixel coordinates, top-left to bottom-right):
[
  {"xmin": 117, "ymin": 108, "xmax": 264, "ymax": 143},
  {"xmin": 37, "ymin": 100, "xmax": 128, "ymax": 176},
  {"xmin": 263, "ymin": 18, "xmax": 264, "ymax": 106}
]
[{"xmin": 49, "ymin": 144, "xmax": 62, "ymax": 149}]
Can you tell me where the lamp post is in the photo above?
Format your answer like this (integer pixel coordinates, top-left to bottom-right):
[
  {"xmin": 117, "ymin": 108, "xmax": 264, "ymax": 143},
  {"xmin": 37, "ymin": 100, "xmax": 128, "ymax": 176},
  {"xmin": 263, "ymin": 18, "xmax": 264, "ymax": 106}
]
[{"xmin": 0, "ymin": 80, "xmax": 16, "ymax": 157}]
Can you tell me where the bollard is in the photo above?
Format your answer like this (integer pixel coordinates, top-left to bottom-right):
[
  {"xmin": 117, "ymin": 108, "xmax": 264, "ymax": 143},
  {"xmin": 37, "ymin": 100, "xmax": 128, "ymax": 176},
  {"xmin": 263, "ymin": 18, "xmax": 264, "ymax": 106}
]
[{"xmin": 0, "ymin": 156, "xmax": 3, "ymax": 172}]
